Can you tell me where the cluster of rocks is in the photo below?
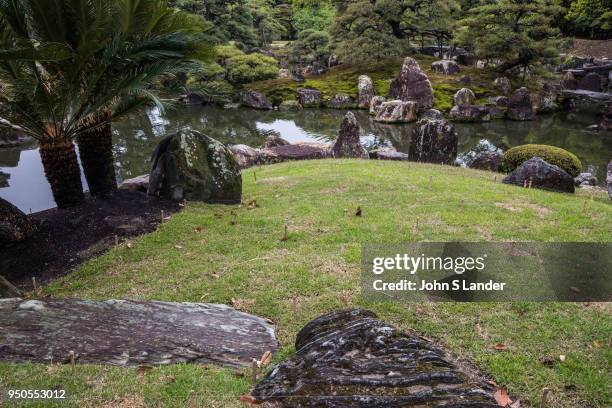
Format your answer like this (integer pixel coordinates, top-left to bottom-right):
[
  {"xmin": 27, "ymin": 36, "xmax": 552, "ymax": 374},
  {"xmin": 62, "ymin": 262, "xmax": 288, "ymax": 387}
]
[{"xmin": 251, "ymin": 309, "xmax": 500, "ymax": 407}]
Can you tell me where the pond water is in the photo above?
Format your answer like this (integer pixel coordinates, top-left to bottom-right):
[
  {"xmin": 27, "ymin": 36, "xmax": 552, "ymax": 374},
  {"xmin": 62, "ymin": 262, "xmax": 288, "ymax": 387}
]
[{"xmin": 1, "ymin": 105, "xmax": 611, "ymax": 212}]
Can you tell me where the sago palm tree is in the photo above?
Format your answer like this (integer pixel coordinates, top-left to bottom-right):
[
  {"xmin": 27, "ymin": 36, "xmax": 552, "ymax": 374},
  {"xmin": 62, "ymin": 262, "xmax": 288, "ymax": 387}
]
[{"xmin": 0, "ymin": 0, "xmax": 213, "ymax": 206}]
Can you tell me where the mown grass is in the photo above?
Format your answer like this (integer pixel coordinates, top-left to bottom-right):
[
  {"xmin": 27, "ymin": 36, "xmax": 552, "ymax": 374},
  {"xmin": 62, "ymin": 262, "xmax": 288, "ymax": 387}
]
[
  {"xmin": 247, "ymin": 55, "xmax": 530, "ymax": 111},
  {"xmin": 2, "ymin": 160, "xmax": 611, "ymax": 407}
]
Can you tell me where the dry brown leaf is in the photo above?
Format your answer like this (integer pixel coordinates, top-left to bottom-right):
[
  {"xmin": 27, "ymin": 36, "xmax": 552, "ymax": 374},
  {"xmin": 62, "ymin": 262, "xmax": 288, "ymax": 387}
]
[
  {"xmin": 493, "ymin": 343, "xmax": 507, "ymax": 351},
  {"xmin": 239, "ymin": 395, "xmax": 262, "ymax": 405},
  {"xmin": 494, "ymin": 389, "xmax": 512, "ymax": 406},
  {"xmin": 136, "ymin": 365, "xmax": 154, "ymax": 376},
  {"xmin": 486, "ymin": 379, "xmax": 498, "ymax": 387},
  {"xmin": 355, "ymin": 206, "xmax": 362, "ymax": 217},
  {"xmin": 259, "ymin": 350, "xmax": 273, "ymax": 367},
  {"xmin": 593, "ymin": 340, "xmax": 603, "ymax": 348}
]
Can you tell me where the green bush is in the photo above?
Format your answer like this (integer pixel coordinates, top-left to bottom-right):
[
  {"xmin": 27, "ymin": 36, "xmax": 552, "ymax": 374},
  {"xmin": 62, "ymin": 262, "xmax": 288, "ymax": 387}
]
[
  {"xmin": 502, "ymin": 144, "xmax": 582, "ymax": 177},
  {"xmin": 225, "ymin": 53, "xmax": 279, "ymax": 84}
]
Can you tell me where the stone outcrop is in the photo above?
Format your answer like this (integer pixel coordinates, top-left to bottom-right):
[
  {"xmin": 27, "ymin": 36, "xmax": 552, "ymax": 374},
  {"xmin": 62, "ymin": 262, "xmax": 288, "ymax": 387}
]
[
  {"xmin": 332, "ymin": 112, "xmax": 368, "ymax": 159},
  {"xmin": 574, "ymin": 172, "xmax": 598, "ymax": 187},
  {"xmin": 507, "ymin": 87, "xmax": 536, "ymax": 121},
  {"xmin": 449, "ymin": 105, "xmax": 491, "ymax": 122},
  {"xmin": 0, "ymin": 298, "xmax": 278, "ymax": 368},
  {"xmin": 409, "ymin": 118, "xmax": 458, "ymax": 165},
  {"xmin": 421, "ymin": 109, "xmax": 444, "ymax": 120},
  {"xmin": 241, "ymin": 91, "xmax": 272, "ymax": 110},
  {"xmin": 229, "ymin": 143, "xmax": 331, "ymax": 169},
  {"xmin": 369, "ymin": 148, "xmax": 409, "ymax": 161},
  {"xmin": 578, "ymin": 72, "xmax": 602, "ymax": 92},
  {"xmin": 431, "ymin": 59, "xmax": 460, "ymax": 75},
  {"xmin": 297, "ymin": 88, "xmax": 322, "ymax": 107},
  {"xmin": 493, "ymin": 77, "xmax": 511, "ymax": 94},
  {"xmin": 0, "ymin": 197, "xmax": 35, "ymax": 244},
  {"xmin": 262, "ymin": 136, "xmax": 290, "ymax": 149},
  {"xmin": 326, "ymin": 93, "xmax": 354, "ymax": 109},
  {"xmin": 374, "ymin": 100, "xmax": 417, "ymax": 123},
  {"xmin": 453, "ymin": 88, "xmax": 475, "ymax": 106},
  {"xmin": 531, "ymin": 82, "xmax": 561, "ymax": 113},
  {"xmin": 488, "ymin": 96, "xmax": 509, "ymax": 107},
  {"xmin": 118, "ymin": 175, "xmax": 149, "ymax": 193},
  {"xmin": 503, "ymin": 157, "xmax": 575, "ymax": 193},
  {"xmin": 369, "ymin": 96, "xmax": 386, "ymax": 115},
  {"xmin": 562, "ymin": 72, "xmax": 577, "ymax": 90},
  {"xmin": 251, "ymin": 309, "xmax": 499, "ymax": 407},
  {"xmin": 357, "ymin": 75, "xmax": 375, "ymax": 109},
  {"xmin": 389, "ymin": 57, "xmax": 434, "ymax": 111},
  {"xmin": 148, "ymin": 130, "xmax": 242, "ymax": 204},
  {"xmin": 469, "ymin": 151, "xmax": 503, "ymax": 172}
]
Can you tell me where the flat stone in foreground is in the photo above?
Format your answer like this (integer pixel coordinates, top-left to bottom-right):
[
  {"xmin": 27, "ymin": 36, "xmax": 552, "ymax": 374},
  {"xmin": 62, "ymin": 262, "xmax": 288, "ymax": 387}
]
[
  {"xmin": 0, "ymin": 298, "xmax": 278, "ymax": 368},
  {"xmin": 252, "ymin": 309, "xmax": 498, "ymax": 407}
]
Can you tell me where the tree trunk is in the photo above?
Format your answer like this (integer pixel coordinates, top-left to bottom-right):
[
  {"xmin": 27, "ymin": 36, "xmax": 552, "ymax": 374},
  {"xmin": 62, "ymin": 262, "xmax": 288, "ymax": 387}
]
[
  {"xmin": 77, "ymin": 113, "xmax": 117, "ymax": 197},
  {"xmin": 39, "ymin": 136, "xmax": 84, "ymax": 208}
]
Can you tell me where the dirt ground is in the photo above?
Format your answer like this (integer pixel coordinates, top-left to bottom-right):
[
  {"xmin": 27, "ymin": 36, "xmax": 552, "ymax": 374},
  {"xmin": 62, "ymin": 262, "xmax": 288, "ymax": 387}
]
[
  {"xmin": 565, "ymin": 38, "xmax": 612, "ymax": 59},
  {"xmin": 1, "ymin": 190, "xmax": 180, "ymax": 292}
]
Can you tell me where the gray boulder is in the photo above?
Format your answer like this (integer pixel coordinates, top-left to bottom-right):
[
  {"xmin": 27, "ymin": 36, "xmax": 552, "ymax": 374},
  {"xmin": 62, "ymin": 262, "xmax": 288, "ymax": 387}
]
[
  {"xmin": 369, "ymin": 148, "xmax": 409, "ymax": 161},
  {"xmin": 0, "ymin": 197, "xmax": 35, "ymax": 245},
  {"xmin": 421, "ymin": 109, "xmax": 444, "ymax": 120},
  {"xmin": 488, "ymin": 96, "xmax": 509, "ymax": 106},
  {"xmin": 578, "ymin": 72, "xmax": 602, "ymax": 92},
  {"xmin": 493, "ymin": 77, "xmax": 511, "ymax": 94},
  {"xmin": 503, "ymin": 157, "xmax": 575, "ymax": 193},
  {"xmin": 374, "ymin": 100, "xmax": 417, "ymax": 123},
  {"xmin": 409, "ymin": 118, "xmax": 458, "ymax": 165},
  {"xmin": 453, "ymin": 88, "xmax": 475, "ymax": 106},
  {"xmin": 608, "ymin": 161, "xmax": 612, "ymax": 200},
  {"xmin": 118, "ymin": 175, "xmax": 149, "ymax": 193},
  {"xmin": 241, "ymin": 91, "xmax": 272, "ymax": 110},
  {"xmin": 262, "ymin": 135, "xmax": 290, "ymax": 149},
  {"xmin": 332, "ymin": 112, "xmax": 368, "ymax": 159},
  {"xmin": 148, "ymin": 129, "xmax": 242, "ymax": 204},
  {"xmin": 469, "ymin": 151, "xmax": 503, "ymax": 172},
  {"xmin": 574, "ymin": 172, "xmax": 598, "ymax": 187},
  {"xmin": 357, "ymin": 75, "xmax": 375, "ymax": 109},
  {"xmin": 297, "ymin": 88, "xmax": 322, "ymax": 108},
  {"xmin": 507, "ymin": 87, "xmax": 535, "ymax": 121},
  {"xmin": 369, "ymin": 96, "xmax": 386, "ymax": 115},
  {"xmin": 431, "ymin": 59, "xmax": 460, "ymax": 75},
  {"xmin": 449, "ymin": 105, "xmax": 491, "ymax": 122},
  {"xmin": 326, "ymin": 93, "xmax": 354, "ymax": 109},
  {"xmin": 389, "ymin": 57, "xmax": 434, "ymax": 111}
]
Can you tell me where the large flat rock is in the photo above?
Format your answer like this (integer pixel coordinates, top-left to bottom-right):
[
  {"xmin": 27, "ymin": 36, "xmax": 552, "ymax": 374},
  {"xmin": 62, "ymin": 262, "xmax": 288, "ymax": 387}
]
[{"xmin": 0, "ymin": 298, "xmax": 278, "ymax": 368}]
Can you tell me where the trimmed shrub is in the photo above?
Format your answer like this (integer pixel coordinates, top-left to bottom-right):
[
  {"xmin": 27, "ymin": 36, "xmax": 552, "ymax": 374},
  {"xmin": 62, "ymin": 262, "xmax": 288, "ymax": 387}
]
[{"xmin": 502, "ymin": 144, "xmax": 582, "ymax": 177}]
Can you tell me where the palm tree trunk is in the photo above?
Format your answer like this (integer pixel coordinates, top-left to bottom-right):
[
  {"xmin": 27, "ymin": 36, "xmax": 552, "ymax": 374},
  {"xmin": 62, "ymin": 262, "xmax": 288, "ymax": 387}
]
[
  {"xmin": 39, "ymin": 137, "xmax": 84, "ymax": 208},
  {"xmin": 77, "ymin": 113, "xmax": 117, "ymax": 197}
]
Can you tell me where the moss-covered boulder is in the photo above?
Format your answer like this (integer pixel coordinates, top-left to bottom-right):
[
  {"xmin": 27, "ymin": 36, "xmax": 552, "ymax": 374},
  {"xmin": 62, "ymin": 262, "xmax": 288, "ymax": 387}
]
[
  {"xmin": 503, "ymin": 157, "xmax": 575, "ymax": 193},
  {"xmin": 502, "ymin": 144, "xmax": 582, "ymax": 177},
  {"xmin": 148, "ymin": 130, "xmax": 242, "ymax": 204}
]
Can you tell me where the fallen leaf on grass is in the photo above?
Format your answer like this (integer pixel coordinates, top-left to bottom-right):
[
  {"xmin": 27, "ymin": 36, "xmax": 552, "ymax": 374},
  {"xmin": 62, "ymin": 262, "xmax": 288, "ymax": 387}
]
[
  {"xmin": 355, "ymin": 206, "xmax": 362, "ymax": 217},
  {"xmin": 592, "ymin": 340, "xmax": 603, "ymax": 348},
  {"xmin": 234, "ymin": 369, "xmax": 245, "ymax": 378},
  {"xmin": 193, "ymin": 227, "xmax": 203, "ymax": 233},
  {"xmin": 540, "ymin": 356, "xmax": 555, "ymax": 367},
  {"xmin": 486, "ymin": 379, "xmax": 498, "ymax": 387},
  {"xmin": 259, "ymin": 350, "xmax": 273, "ymax": 367},
  {"xmin": 239, "ymin": 395, "xmax": 262, "ymax": 405},
  {"xmin": 494, "ymin": 389, "xmax": 512, "ymax": 406},
  {"xmin": 247, "ymin": 200, "xmax": 259, "ymax": 210},
  {"xmin": 492, "ymin": 343, "xmax": 507, "ymax": 351},
  {"xmin": 136, "ymin": 365, "xmax": 154, "ymax": 376}
]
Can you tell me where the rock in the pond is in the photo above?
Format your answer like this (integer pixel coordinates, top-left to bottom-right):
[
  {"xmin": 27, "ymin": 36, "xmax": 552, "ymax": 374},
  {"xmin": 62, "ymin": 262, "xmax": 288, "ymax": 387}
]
[
  {"xmin": 562, "ymin": 71, "xmax": 577, "ymax": 90},
  {"xmin": 453, "ymin": 88, "xmax": 475, "ymax": 106},
  {"xmin": 486, "ymin": 105, "xmax": 506, "ymax": 119},
  {"xmin": 409, "ymin": 118, "xmax": 458, "ymax": 165},
  {"xmin": 421, "ymin": 109, "xmax": 444, "ymax": 120},
  {"xmin": 0, "ymin": 197, "xmax": 35, "ymax": 244},
  {"xmin": 241, "ymin": 91, "xmax": 272, "ymax": 110},
  {"xmin": 251, "ymin": 309, "xmax": 498, "ymax": 407},
  {"xmin": 369, "ymin": 148, "xmax": 409, "ymax": 161},
  {"xmin": 507, "ymin": 87, "xmax": 535, "ymax": 121},
  {"xmin": 493, "ymin": 77, "xmax": 511, "ymax": 94},
  {"xmin": 374, "ymin": 100, "xmax": 417, "ymax": 123},
  {"xmin": 358, "ymin": 75, "xmax": 375, "ymax": 109},
  {"xmin": 262, "ymin": 135, "xmax": 290, "ymax": 149},
  {"xmin": 0, "ymin": 298, "xmax": 278, "ymax": 368},
  {"xmin": 469, "ymin": 151, "xmax": 504, "ymax": 172},
  {"xmin": 488, "ymin": 96, "xmax": 509, "ymax": 107},
  {"xmin": 118, "ymin": 174, "xmax": 149, "ymax": 193},
  {"xmin": 431, "ymin": 59, "xmax": 460, "ymax": 75},
  {"xmin": 389, "ymin": 57, "xmax": 434, "ymax": 111},
  {"xmin": 607, "ymin": 160, "xmax": 612, "ymax": 200},
  {"xmin": 449, "ymin": 105, "xmax": 491, "ymax": 122},
  {"xmin": 531, "ymin": 82, "xmax": 561, "ymax": 113},
  {"xmin": 332, "ymin": 112, "xmax": 368, "ymax": 159},
  {"xmin": 578, "ymin": 72, "xmax": 602, "ymax": 92},
  {"xmin": 229, "ymin": 144, "xmax": 279, "ymax": 169},
  {"xmin": 326, "ymin": 93, "xmax": 354, "ymax": 109},
  {"xmin": 503, "ymin": 157, "xmax": 575, "ymax": 193},
  {"xmin": 297, "ymin": 88, "xmax": 322, "ymax": 108},
  {"xmin": 574, "ymin": 172, "xmax": 598, "ymax": 187},
  {"xmin": 148, "ymin": 129, "xmax": 242, "ymax": 204},
  {"xmin": 278, "ymin": 100, "xmax": 303, "ymax": 111},
  {"xmin": 369, "ymin": 96, "xmax": 386, "ymax": 115}
]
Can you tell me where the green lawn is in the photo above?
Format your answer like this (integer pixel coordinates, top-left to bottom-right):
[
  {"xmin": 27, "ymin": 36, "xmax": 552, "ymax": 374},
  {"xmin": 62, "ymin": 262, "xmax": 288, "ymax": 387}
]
[{"xmin": 2, "ymin": 160, "xmax": 611, "ymax": 407}]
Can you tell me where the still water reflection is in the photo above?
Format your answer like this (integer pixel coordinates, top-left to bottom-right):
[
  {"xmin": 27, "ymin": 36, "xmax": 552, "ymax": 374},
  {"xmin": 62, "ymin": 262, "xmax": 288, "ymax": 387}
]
[{"xmin": 1, "ymin": 105, "xmax": 611, "ymax": 212}]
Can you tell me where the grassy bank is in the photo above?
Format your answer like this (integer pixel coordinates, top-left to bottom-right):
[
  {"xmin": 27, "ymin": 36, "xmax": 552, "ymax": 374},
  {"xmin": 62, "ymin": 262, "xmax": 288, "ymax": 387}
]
[
  {"xmin": 247, "ymin": 55, "xmax": 530, "ymax": 110},
  {"xmin": 2, "ymin": 160, "xmax": 611, "ymax": 407}
]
